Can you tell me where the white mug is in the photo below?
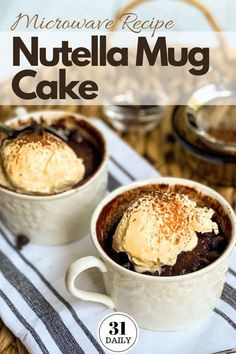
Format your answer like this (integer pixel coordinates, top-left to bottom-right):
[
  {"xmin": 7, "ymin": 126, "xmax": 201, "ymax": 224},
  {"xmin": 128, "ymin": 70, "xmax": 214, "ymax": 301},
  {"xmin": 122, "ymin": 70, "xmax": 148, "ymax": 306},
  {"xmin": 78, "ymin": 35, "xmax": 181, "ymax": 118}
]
[
  {"xmin": 66, "ymin": 178, "xmax": 236, "ymax": 331},
  {"xmin": 0, "ymin": 110, "xmax": 108, "ymax": 245}
]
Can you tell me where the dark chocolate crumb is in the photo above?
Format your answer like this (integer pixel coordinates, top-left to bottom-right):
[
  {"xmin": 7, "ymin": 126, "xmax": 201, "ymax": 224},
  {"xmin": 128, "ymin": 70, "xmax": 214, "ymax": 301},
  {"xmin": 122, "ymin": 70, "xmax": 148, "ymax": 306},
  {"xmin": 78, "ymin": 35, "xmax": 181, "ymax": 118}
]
[{"xmin": 16, "ymin": 234, "xmax": 30, "ymax": 250}]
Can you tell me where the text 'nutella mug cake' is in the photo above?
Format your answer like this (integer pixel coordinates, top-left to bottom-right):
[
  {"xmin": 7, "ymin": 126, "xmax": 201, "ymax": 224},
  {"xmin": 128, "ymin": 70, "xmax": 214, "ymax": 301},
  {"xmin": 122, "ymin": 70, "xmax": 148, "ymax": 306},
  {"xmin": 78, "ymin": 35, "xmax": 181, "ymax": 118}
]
[
  {"xmin": 0, "ymin": 110, "xmax": 108, "ymax": 245},
  {"xmin": 66, "ymin": 178, "xmax": 236, "ymax": 331}
]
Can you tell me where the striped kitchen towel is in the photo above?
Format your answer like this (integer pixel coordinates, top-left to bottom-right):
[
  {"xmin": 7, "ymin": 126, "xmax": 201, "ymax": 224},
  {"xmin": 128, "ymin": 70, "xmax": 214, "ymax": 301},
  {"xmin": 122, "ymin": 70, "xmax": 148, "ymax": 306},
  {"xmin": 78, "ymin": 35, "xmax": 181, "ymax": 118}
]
[{"xmin": 0, "ymin": 120, "xmax": 236, "ymax": 354}]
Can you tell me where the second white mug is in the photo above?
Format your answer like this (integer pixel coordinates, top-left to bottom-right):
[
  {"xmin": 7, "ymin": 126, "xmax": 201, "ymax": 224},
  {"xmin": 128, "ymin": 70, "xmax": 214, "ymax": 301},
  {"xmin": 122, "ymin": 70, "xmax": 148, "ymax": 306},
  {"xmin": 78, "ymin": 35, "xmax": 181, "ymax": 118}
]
[{"xmin": 0, "ymin": 110, "xmax": 108, "ymax": 245}]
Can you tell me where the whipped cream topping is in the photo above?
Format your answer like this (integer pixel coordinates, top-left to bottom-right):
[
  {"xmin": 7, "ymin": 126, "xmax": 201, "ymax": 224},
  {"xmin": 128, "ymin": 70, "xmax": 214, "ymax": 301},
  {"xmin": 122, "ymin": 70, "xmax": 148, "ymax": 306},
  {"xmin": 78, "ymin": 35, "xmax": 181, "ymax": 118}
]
[
  {"xmin": 112, "ymin": 191, "xmax": 219, "ymax": 273},
  {"xmin": 0, "ymin": 131, "xmax": 85, "ymax": 194}
]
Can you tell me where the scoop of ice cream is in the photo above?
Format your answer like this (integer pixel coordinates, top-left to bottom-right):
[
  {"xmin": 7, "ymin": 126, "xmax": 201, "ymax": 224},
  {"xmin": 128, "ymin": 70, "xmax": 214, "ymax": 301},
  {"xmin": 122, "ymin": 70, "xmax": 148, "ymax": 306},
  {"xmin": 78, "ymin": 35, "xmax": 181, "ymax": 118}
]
[
  {"xmin": 0, "ymin": 131, "xmax": 85, "ymax": 194},
  {"xmin": 112, "ymin": 191, "xmax": 219, "ymax": 273}
]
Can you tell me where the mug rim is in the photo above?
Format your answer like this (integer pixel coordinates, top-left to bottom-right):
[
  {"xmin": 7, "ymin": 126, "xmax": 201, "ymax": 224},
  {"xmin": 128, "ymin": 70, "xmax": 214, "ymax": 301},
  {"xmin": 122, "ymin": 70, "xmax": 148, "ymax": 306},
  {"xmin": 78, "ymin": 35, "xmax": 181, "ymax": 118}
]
[
  {"xmin": 91, "ymin": 177, "xmax": 236, "ymax": 282},
  {"xmin": 0, "ymin": 110, "xmax": 108, "ymax": 201}
]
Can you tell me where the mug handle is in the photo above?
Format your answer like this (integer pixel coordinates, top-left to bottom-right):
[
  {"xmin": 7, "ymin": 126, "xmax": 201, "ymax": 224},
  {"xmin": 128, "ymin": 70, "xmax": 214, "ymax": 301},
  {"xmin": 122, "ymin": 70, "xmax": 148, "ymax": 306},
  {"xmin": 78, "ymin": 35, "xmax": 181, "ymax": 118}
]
[{"xmin": 65, "ymin": 256, "xmax": 115, "ymax": 308}]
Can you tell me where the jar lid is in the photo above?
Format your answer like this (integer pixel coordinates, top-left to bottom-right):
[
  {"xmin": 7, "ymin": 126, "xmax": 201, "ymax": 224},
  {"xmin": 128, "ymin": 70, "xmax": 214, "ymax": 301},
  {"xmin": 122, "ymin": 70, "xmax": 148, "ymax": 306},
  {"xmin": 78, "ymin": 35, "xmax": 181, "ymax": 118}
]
[{"xmin": 185, "ymin": 84, "xmax": 236, "ymax": 155}]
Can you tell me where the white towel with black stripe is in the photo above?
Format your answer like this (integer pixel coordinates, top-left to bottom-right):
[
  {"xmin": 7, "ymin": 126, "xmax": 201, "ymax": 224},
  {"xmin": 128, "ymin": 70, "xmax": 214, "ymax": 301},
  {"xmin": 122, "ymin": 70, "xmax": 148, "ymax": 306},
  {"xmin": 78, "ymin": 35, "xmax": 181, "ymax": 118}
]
[{"xmin": 0, "ymin": 119, "xmax": 236, "ymax": 354}]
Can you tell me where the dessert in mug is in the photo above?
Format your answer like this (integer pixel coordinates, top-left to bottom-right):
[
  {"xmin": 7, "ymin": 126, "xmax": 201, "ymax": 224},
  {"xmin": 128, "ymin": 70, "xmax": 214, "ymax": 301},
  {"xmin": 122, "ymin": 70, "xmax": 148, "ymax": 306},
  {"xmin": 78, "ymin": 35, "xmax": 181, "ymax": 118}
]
[
  {"xmin": 0, "ymin": 112, "xmax": 107, "ymax": 245},
  {"xmin": 101, "ymin": 185, "xmax": 229, "ymax": 276},
  {"xmin": 0, "ymin": 116, "xmax": 103, "ymax": 195},
  {"xmin": 66, "ymin": 179, "xmax": 235, "ymax": 330}
]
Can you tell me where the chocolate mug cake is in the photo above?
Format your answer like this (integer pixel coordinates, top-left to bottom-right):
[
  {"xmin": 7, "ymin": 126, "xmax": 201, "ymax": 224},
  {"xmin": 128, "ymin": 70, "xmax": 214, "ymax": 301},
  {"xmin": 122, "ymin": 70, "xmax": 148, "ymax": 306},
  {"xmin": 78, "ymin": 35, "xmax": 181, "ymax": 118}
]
[
  {"xmin": 97, "ymin": 183, "xmax": 231, "ymax": 277},
  {"xmin": 66, "ymin": 178, "xmax": 235, "ymax": 331},
  {"xmin": 0, "ymin": 110, "xmax": 108, "ymax": 245},
  {"xmin": 0, "ymin": 115, "xmax": 104, "ymax": 195}
]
